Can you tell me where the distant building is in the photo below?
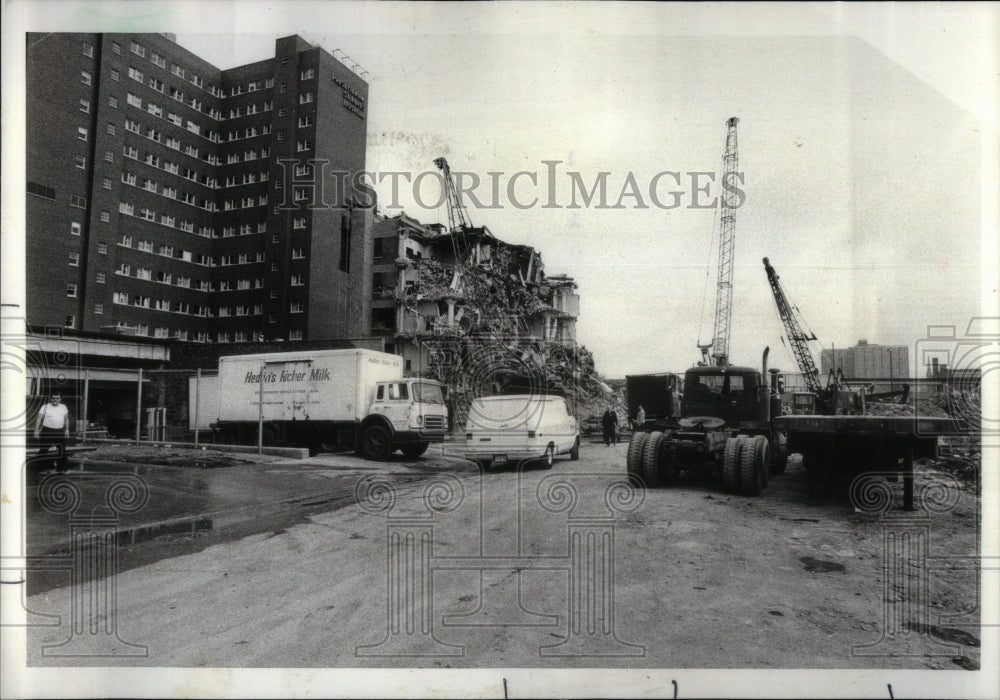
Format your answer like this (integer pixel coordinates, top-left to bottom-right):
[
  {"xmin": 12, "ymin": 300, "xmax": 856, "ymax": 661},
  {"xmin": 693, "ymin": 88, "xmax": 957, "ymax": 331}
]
[
  {"xmin": 26, "ymin": 33, "xmax": 371, "ymax": 343},
  {"xmin": 820, "ymin": 339, "xmax": 909, "ymax": 379}
]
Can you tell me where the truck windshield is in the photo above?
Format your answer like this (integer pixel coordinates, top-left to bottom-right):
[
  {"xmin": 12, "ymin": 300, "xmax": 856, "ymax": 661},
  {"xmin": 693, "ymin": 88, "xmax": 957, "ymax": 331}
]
[{"xmin": 412, "ymin": 382, "xmax": 444, "ymax": 404}]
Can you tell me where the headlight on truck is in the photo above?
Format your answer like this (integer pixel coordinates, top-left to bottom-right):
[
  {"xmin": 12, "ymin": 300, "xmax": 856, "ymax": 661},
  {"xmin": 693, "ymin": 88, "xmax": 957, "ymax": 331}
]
[{"xmin": 417, "ymin": 415, "xmax": 423, "ymax": 426}]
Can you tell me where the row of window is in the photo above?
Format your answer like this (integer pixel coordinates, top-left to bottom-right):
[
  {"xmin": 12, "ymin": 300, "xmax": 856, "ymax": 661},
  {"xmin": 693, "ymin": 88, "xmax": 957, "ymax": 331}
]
[
  {"xmin": 122, "ymin": 143, "xmax": 219, "ymax": 188},
  {"xmin": 117, "ymin": 231, "xmax": 206, "ymax": 264},
  {"xmin": 123, "ymin": 75, "xmax": 221, "ymax": 140},
  {"xmin": 122, "ymin": 39, "xmax": 215, "ymax": 97},
  {"xmin": 118, "ymin": 200, "xmax": 214, "ymax": 234},
  {"xmin": 227, "ymin": 101, "xmax": 276, "ymax": 120},
  {"xmin": 62, "ymin": 307, "xmax": 300, "ymax": 342},
  {"xmin": 225, "ymin": 124, "xmax": 274, "ymax": 142},
  {"xmin": 120, "ymin": 170, "xmax": 218, "ymax": 210},
  {"xmin": 124, "ymin": 65, "xmax": 222, "ymax": 129}
]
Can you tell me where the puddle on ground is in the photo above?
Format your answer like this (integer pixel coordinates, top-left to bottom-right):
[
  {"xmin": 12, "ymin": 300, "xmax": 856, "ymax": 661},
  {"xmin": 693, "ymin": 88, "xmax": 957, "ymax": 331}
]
[
  {"xmin": 799, "ymin": 556, "xmax": 845, "ymax": 573},
  {"xmin": 905, "ymin": 622, "xmax": 980, "ymax": 647}
]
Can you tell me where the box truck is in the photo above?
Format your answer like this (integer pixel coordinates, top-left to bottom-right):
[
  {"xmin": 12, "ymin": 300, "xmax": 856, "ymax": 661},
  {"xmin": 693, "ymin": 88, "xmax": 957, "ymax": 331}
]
[{"xmin": 209, "ymin": 349, "xmax": 448, "ymax": 459}]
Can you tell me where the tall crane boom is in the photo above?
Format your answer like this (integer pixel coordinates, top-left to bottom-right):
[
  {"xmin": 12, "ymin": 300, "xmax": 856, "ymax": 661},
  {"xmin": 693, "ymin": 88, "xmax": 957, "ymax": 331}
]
[
  {"xmin": 699, "ymin": 117, "xmax": 740, "ymax": 366},
  {"xmin": 762, "ymin": 256, "xmax": 822, "ymax": 395},
  {"xmin": 433, "ymin": 157, "xmax": 472, "ymax": 233}
]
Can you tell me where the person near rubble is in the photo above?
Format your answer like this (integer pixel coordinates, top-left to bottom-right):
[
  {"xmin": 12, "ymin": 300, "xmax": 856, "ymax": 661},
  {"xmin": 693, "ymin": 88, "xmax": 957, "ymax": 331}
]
[
  {"xmin": 601, "ymin": 407, "xmax": 619, "ymax": 446},
  {"xmin": 634, "ymin": 405, "xmax": 646, "ymax": 430},
  {"xmin": 33, "ymin": 392, "xmax": 71, "ymax": 472}
]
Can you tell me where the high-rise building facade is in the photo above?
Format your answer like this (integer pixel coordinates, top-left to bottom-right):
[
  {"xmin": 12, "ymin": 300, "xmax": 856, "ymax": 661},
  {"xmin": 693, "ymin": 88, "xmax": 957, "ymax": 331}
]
[
  {"xmin": 820, "ymin": 339, "xmax": 909, "ymax": 379},
  {"xmin": 26, "ymin": 33, "xmax": 371, "ymax": 343}
]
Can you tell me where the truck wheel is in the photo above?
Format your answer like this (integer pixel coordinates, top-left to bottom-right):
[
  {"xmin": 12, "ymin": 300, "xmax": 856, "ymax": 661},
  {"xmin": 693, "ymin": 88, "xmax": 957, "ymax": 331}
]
[
  {"xmin": 570, "ymin": 437, "xmax": 580, "ymax": 461},
  {"xmin": 723, "ymin": 436, "xmax": 743, "ymax": 493},
  {"xmin": 252, "ymin": 426, "xmax": 278, "ymax": 448},
  {"xmin": 641, "ymin": 431, "xmax": 664, "ymax": 487},
  {"xmin": 401, "ymin": 442, "xmax": 429, "ymax": 459},
  {"xmin": 739, "ymin": 435, "xmax": 763, "ymax": 496},
  {"xmin": 626, "ymin": 432, "xmax": 650, "ymax": 486},
  {"xmin": 360, "ymin": 425, "xmax": 392, "ymax": 461},
  {"xmin": 756, "ymin": 436, "xmax": 771, "ymax": 488}
]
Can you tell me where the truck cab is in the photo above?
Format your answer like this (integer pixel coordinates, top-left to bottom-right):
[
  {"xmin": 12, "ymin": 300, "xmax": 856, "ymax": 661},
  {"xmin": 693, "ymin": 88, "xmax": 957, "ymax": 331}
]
[
  {"xmin": 360, "ymin": 377, "xmax": 449, "ymax": 459},
  {"xmin": 682, "ymin": 365, "xmax": 766, "ymax": 426},
  {"xmin": 369, "ymin": 378, "xmax": 448, "ymax": 436}
]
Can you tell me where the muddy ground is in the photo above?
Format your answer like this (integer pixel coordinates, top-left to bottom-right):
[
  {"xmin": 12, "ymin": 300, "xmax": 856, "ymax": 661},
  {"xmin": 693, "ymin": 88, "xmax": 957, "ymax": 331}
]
[{"xmin": 23, "ymin": 440, "xmax": 981, "ymax": 672}]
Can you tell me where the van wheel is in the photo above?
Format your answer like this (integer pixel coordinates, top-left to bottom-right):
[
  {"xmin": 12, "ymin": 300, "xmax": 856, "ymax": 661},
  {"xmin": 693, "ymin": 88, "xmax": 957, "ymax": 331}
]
[
  {"xmin": 569, "ymin": 437, "xmax": 580, "ymax": 461},
  {"xmin": 401, "ymin": 442, "xmax": 429, "ymax": 459},
  {"xmin": 360, "ymin": 425, "xmax": 392, "ymax": 461},
  {"xmin": 540, "ymin": 443, "xmax": 555, "ymax": 470}
]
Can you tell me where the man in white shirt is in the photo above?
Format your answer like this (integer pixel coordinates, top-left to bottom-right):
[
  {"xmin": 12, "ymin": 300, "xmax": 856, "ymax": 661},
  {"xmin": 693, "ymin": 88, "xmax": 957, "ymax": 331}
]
[{"xmin": 34, "ymin": 393, "xmax": 71, "ymax": 472}]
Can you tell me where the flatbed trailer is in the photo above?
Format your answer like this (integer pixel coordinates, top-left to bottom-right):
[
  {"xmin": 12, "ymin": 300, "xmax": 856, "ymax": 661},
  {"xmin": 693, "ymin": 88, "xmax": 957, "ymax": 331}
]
[{"xmin": 773, "ymin": 414, "xmax": 967, "ymax": 509}]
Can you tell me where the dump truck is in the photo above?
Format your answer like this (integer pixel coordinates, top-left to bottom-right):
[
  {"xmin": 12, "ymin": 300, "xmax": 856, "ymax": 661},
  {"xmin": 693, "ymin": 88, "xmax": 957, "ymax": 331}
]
[
  {"xmin": 626, "ymin": 349, "xmax": 789, "ymax": 496},
  {"xmin": 209, "ymin": 349, "xmax": 448, "ymax": 459}
]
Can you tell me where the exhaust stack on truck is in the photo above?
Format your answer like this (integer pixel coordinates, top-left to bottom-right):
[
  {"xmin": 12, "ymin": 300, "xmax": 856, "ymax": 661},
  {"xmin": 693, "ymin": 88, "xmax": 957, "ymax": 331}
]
[{"xmin": 209, "ymin": 348, "xmax": 448, "ymax": 459}]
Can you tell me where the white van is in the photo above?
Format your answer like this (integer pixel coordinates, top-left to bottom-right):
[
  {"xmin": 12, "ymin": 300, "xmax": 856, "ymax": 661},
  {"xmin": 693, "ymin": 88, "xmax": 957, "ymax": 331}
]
[{"xmin": 464, "ymin": 394, "xmax": 580, "ymax": 470}]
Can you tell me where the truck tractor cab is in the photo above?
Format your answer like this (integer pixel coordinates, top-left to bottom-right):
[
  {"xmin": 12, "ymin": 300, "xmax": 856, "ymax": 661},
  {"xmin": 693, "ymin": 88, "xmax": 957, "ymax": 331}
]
[
  {"xmin": 682, "ymin": 365, "xmax": 765, "ymax": 426},
  {"xmin": 626, "ymin": 352, "xmax": 788, "ymax": 495}
]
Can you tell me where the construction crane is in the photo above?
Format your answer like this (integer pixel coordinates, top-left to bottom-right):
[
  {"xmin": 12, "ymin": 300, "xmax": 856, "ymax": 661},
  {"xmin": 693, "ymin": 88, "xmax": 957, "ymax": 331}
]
[
  {"xmin": 763, "ymin": 257, "xmax": 822, "ymax": 395},
  {"xmin": 698, "ymin": 117, "xmax": 740, "ymax": 366},
  {"xmin": 763, "ymin": 257, "xmax": 876, "ymax": 414},
  {"xmin": 433, "ymin": 157, "xmax": 473, "ymax": 233}
]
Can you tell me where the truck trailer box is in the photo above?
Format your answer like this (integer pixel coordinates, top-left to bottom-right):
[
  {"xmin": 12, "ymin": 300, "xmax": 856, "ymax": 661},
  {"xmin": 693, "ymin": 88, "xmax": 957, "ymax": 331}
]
[{"xmin": 217, "ymin": 349, "xmax": 404, "ymax": 424}]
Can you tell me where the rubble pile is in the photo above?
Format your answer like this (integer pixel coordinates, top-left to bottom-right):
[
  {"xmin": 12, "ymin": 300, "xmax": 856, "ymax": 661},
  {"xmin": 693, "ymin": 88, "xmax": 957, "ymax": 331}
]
[
  {"xmin": 394, "ymin": 245, "xmax": 609, "ymax": 427},
  {"xmin": 865, "ymin": 392, "xmax": 982, "ymax": 484}
]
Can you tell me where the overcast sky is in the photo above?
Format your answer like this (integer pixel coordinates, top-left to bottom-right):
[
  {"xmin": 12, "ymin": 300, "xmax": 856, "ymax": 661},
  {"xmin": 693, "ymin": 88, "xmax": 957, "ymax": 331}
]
[{"xmin": 8, "ymin": 2, "xmax": 999, "ymax": 379}]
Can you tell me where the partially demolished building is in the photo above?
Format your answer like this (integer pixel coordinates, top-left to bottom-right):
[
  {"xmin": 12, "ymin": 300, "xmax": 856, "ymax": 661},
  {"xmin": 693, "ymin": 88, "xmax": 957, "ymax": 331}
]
[{"xmin": 370, "ymin": 212, "xmax": 599, "ymax": 422}]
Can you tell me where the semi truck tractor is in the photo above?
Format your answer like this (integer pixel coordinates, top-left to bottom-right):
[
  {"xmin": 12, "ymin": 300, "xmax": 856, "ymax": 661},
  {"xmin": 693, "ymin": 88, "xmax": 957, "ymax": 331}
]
[{"xmin": 209, "ymin": 349, "xmax": 448, "ymax": 459}]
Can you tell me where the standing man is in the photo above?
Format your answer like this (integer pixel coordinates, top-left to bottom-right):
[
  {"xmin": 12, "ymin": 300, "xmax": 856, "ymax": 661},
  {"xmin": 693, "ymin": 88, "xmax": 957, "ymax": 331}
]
[
  {"xmin": 634, "ymin": 404, "xmax": 646, "ymax": 430},
  {"xmin": 601, "ymin": 407, "xmax": 618, "ymax": 446},
  {"xmin": 34, "ymin": 393, "xmax": 71, "ymax": 472}
]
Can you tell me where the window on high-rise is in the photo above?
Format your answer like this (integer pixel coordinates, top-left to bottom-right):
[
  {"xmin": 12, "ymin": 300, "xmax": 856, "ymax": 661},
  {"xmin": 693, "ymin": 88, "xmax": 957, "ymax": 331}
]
[{"xmin": 81, "ymin": 71, "xmax": 91, "ymax": 85}]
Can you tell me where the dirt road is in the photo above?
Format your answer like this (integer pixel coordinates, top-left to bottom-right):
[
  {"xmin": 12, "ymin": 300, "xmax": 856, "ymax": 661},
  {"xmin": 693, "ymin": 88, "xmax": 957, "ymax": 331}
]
[{"xmin": 24, "ymin": 440, "xmax": 980, "ymax": 671}]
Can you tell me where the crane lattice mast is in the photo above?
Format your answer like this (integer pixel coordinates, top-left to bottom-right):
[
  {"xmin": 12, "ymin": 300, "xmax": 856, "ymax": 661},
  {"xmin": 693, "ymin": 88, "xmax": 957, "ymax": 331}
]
[
  {"xmin": 433, "ymin": 157, "xmax": 473, "ymax": 233},
  {"xmin": 699, "ymin": 116, "xmax": 740, "ymax": 366},
  {"xmin": 762, "ymin": 257, "xmax": 822, "ymax": 395}
]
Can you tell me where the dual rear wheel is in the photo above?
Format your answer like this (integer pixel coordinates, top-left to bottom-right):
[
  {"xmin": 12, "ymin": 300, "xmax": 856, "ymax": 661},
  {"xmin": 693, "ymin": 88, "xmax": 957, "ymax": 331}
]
[
  {"xmin": 723, "ymin": 434, "xmax": 769, "ymax": 496},
  {"xmin": 626, "ymin": 431, "xmax": 675, "ymax": 488}
]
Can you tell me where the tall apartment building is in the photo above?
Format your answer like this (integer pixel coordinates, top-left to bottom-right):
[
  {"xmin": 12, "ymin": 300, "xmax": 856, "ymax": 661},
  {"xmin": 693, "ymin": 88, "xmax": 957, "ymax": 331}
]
[
  {"xmin": 820, "ymin": 339, "xmax": 909, "ymax": 379},
  {"xmin": 26, "ymin": 33, "xmax": 371, "ymax": 343}
]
